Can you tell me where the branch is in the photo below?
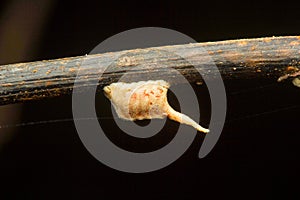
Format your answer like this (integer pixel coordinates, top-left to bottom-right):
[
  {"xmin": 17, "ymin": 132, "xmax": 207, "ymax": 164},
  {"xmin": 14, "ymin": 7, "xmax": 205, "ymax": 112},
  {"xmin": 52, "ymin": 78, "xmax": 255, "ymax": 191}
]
[{"xmin": 0, "ymin": 36, "xmax": 299, "ymax": 106}]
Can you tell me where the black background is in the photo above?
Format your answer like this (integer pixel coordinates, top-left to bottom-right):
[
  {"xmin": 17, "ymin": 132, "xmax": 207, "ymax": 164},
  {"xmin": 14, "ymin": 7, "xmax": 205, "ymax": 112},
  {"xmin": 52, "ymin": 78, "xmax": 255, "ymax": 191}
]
[{"xmin": 0, "ymin": 0, "xmax": 300, "ymax": 199}]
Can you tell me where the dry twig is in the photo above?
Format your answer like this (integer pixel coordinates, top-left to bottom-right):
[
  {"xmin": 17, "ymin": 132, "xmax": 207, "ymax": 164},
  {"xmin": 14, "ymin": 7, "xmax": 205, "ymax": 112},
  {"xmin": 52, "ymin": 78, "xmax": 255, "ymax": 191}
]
[{"xmin": 0, "ymin": 36, "xmax": 299, "ymax": 106}]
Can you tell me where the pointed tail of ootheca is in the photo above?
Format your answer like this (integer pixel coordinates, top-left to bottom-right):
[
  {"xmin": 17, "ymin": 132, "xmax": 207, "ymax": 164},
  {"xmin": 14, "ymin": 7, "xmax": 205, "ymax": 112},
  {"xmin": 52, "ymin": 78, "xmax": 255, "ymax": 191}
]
[{"xmin": 167, "ymin": 106, "xmax": 210, "ymax": 133}]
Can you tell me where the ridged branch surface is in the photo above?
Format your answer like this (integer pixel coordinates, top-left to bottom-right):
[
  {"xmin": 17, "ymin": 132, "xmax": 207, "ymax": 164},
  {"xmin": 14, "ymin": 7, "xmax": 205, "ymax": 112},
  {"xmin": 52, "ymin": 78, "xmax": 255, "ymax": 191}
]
[{"xmin": 0, "ymin": 36, "xmax": 299, "ymax": 105}]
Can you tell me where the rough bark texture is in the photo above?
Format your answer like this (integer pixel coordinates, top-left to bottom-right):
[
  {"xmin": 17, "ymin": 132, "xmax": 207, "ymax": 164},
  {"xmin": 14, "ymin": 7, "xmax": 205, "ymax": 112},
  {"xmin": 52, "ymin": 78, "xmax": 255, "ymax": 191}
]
[{"xmin": 0, "ymin": 36, "xmax": 299, "ymax": 105}]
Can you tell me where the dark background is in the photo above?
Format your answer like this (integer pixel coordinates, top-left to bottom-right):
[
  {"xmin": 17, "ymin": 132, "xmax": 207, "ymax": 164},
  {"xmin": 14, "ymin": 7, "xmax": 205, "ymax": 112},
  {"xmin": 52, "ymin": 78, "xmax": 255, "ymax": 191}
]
[{"xmin": 0, "ymin": 0, "xmax": 300, "ymax": 199}]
